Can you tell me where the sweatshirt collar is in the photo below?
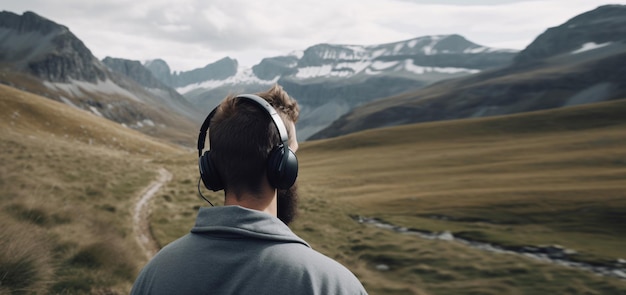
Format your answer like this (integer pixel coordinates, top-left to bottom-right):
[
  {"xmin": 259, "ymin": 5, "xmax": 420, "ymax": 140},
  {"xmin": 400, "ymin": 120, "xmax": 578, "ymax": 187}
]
[{"xmin": 191, "ymin": 206, "xmax": 310, "ymax": 248}]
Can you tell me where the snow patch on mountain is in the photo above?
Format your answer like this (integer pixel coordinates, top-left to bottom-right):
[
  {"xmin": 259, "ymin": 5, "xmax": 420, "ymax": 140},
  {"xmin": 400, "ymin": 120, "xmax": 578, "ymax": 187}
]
[
  {"xmin": 370, "ymin": 60, "xmax": 396, "ymax": 71},
  {"xmin": 571, "ymin": 42, "xmax": 612, "ymax": 54},
  {"xmin": 320, "ymin": 46, "xmax": 367, "ymax": 60},
  {"xmin": 421, "ymin": 35, "xmax": 443, "ymax": 55},
  {"xmin": 288, "ymin": 50, "xmax": 305, "ymax": 60},
  {"xmin": 293, "ymin": 59, "xmax": 480, "ymax": 79},
  {"xmin": 403, "ymin": 60, "xmax": 480, "ymax": 75},
  {"xmin": 464, "ymin": 46, "xmax": 516, "ymax": 54},
  {"xmin": 176, "ymin": 66, "xmax": 278, "ymax": 94},
  {"xmin": 44, "ymin": 79, "xmax": 141, "ymax": 102},
  {"xmin": 89, "ymin": 106, "xmax": 103, "ymax": 117}
]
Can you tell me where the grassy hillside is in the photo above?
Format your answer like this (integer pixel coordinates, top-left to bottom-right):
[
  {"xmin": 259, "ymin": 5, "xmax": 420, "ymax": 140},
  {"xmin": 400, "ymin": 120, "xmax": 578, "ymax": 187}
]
[
  {"xmin": 149, "ymin": 97, "xmax": 626, "ymax": 294},
  {"xmin": 0, "ymin": 68, "xmax": 198, "ymax": 147},
  {"xmin": 296, "ymin": 98, "xmax": 626, "ymax": 294},
  {"xmin": 3, "ymin": 80, "xmax": 626, "ymax": 294},
  {"xmin": 0, "ymin": 84, "xmax": 186, "ymax": 294}
]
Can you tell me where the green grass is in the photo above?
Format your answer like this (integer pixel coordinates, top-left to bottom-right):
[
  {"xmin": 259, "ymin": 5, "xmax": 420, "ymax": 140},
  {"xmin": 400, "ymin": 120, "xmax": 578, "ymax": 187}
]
[
  {"xmin": 0, "ymin": 215, "xmax": 55, "ymax": 295},
  {"xmin": 290, "ymin": 98, "xmax": 626, "ymax": 294},
  {"xmin": 3, "ymin": 81, "xmax": 626, "ymax": 294},
  {"xmin": 148, "ymin": 94, "xmax": 626, "ymax": 294},
  {"xmin": 0, "ymin": 84, "xmax": 185, "ymax": 294},
  {"xmin": 298, "ymin": 99, "xmax": 626, "ymax": 257}
]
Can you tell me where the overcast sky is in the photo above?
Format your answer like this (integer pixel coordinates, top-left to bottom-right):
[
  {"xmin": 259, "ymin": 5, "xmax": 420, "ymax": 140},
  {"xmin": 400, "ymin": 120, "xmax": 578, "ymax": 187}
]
[{"xmin": 4, "ymin": 0, "xmax": 625, "ymax": 71}]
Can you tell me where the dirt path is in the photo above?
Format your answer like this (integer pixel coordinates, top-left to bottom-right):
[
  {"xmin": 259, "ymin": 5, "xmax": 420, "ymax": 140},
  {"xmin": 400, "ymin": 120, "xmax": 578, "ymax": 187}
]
[{"xmin": 133, "ymin": 168, "xmax": 172, "ymax": 260}]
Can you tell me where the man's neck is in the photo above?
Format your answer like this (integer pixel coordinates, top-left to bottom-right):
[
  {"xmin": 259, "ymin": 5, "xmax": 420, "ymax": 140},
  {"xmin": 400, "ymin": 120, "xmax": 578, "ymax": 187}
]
[{"xmin": 224, "ymin": 189, "xmax": 278, "ymax": 217}]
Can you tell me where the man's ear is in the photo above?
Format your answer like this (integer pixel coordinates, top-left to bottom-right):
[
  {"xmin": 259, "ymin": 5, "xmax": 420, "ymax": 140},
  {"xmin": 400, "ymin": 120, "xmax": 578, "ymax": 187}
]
[{"xmin": 287, "ymin": 121, "xmax": 298, "ymax": 152}]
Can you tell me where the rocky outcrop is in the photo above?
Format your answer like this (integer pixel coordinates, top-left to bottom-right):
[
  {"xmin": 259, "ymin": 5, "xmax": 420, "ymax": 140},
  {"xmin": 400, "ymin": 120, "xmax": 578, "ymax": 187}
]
[
  {"xmin": 103, "ymin": 57, "xmax": 167, "ymax": 89},
  {"xmin": 145, "ymin": 57, "xmax": 238, "ymax": 88},
  {"xmin": 102, "ymin": 57, "xmax": 202, "ymax": 122},
  {"xmin": 0, "ymin": 11, "xmax": 107, "ymax": 83},
  {"xmin": 0, "ymin": 10, "xmax": 201, "ymax": 144},
  {"xmin": 515, "ymin": 5, "xmax": 626, "ymax": 64},
  {"xmin": 252, "ymin": 55, "xmax": 299, "ymax": 80},
  {"xmin": 143, "ymin": 59, "xmax": 173, "ymax": 87}
]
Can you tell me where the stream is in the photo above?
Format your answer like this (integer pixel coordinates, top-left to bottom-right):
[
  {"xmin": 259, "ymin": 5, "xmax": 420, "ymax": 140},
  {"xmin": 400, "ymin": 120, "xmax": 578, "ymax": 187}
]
[{"xmin": 353, "ymin": 216, "xmax": 626, "ymax": 280}]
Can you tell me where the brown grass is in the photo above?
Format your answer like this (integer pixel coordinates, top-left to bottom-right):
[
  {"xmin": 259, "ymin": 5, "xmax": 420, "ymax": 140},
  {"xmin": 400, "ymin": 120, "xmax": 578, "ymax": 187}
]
[
  {"xmin": 0, "ymin": 84, "xmax": 187, "ymax": 294},
  {"xmin": 148, "ymin": 98, "xmax": 626, "ymax": 294},
  {"xmin": 0, "ymin": 215, "xmax": 55, "ymax": 295},
  {"xmin": 291, "ymin": 98, "xmax": 626, "ymax": 294},
  {"xmin": 3, "ymin": 81, "xmax": 626, "ymax": 294}
]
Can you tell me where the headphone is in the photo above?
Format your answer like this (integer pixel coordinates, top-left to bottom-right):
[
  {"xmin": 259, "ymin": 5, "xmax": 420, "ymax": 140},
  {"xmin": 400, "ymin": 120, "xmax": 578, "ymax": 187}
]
[{"xmin": 197, "ymin": 94, "xmax": 298, "ymax": 192}]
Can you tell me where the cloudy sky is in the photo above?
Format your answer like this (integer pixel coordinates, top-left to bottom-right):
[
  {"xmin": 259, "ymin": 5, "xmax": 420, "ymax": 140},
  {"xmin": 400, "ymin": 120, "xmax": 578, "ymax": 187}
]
[{"xmin": 4, "ymin": 0, "xmax": 625, "ymax": 71}]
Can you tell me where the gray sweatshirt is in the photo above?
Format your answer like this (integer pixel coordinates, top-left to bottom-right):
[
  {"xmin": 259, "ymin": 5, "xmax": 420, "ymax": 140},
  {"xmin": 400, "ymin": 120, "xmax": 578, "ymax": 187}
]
[{"xmin": 131, "ymin": 206, "xmax": 368, "ymax": 294}]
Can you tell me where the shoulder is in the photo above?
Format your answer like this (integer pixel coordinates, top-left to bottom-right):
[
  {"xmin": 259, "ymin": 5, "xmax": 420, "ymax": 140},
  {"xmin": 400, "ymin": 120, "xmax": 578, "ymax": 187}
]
[{"xmin": 260, "ymin": 242, "xmax": 367, "ymax": 294}]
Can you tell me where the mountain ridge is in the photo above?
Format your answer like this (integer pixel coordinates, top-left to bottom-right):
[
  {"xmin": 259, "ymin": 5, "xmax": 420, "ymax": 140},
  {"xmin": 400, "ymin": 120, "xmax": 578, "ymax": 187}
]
[
  {"xmin": 0, "ymin": 10, "xmax": 107, "ymax": 83},
  {"xmin": 5, "ymin": 6, "xmax": 622, "ymax": 143},
  {"xmin": 515, "ymin": 4, "xmax": 626, "ymax": 64},
  {"xmin": 145, "ymin": 34, "xmax": 517, "ymax": 140},
  {"xmin": 0, "ymin": 10, "xmax": 200, "ymax": 145},
  {"xmin": 309, "ymin": 4, "xmax": 626, "ymax": 140}
]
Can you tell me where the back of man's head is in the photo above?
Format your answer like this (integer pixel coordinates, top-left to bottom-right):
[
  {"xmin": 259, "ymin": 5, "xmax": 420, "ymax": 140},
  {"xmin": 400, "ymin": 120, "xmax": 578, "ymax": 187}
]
[{"xmin": 209, "ymin": 85, "xmax": 299, "ymax": 197}]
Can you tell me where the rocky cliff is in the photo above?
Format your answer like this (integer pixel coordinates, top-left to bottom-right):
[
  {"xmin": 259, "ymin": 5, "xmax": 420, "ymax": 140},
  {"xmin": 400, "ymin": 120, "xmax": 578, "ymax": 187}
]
[
  {"xmin": 515, "ymin": 5, "xmax": 626, "ymax": 64},
  {"xmin": 0, "ymin": 11, "xmax": 107, "ymax": 83},
  {"xmin": 0, "ymin": 11, "xmax": 199, "ymax": 144}
]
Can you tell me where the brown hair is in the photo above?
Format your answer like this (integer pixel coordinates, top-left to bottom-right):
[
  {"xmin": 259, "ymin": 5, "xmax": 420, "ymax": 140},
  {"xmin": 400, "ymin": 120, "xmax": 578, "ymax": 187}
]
[{"xmin": 209, "ymin": 84, "xmax": 299, "ymax": 196}]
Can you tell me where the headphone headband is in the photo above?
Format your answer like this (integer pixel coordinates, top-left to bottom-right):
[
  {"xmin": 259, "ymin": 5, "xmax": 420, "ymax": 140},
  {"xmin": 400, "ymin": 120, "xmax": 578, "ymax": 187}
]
[{"xmin": 197, "ymin": 94, "xmax": 290, "ymax": 157}]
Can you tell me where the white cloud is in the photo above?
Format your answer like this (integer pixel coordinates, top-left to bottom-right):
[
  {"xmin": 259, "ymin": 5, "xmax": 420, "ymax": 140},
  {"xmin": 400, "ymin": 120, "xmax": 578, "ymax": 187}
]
[{"xmin": 3, "ymin": 0, "xmax": 625, "ymax": 71}]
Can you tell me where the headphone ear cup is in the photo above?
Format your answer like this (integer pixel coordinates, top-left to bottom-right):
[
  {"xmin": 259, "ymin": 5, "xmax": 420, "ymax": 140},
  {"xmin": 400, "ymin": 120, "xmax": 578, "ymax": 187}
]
[
  {"xmin": 267, "ymin": 145, "xmax": 298, "ymax": 190},
  {"xmin": 199, "ymin": 151, "xmax": 224, "ymax": 191}
]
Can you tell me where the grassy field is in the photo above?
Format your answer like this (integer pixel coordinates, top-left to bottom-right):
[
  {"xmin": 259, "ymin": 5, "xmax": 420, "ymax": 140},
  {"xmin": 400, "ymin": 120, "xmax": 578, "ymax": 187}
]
[
  {"xmin": 2, "ymin": 81, "xmax": 626, "ymax": 294},
  {"xmin": 292, "ymin": 98, "xmax": 626, "ymax": 294},
  {"xmin": 298, "ymin": 97, "xmax": 626, "ymax": 261},
  {"xmin": 0, "ymin": 84, "xmax": 185, "ymax": 294},
  {"xmin": 149, "ymin": 97, "xmax": 626, "ymax": 294}
]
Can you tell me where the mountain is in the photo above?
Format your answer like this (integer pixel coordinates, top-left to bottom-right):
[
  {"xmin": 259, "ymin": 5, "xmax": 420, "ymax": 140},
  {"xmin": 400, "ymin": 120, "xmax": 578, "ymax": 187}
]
[
  {"xmin": 143, "ymin": 59, "xmax": 173, "ymax": 86},
  {"xmin": 309, "ymin": 4, "xmax": 626, "ymax": 140},
  {"xmin": 0, "ymin": 11, "xmax": 199, "ymax": 145},
  {"xmin": 101, "ymin": 57, "xmax": 201, "ymax": 125},
  {"xmin": 103, "ymin": 57, "xmax": 169, "ymax": 90},
  {"xmin": 145, "ymin": 57, "xmax": 238, "ymax": 89},
  {"xmin": 515, "ymin": 4, "xmax": 626, "ymax": 64},
  {"xmin": 0, "ymin": 11, "xmax": 106, "ymax": 83},
  {"xmin": 146, "ymin": 35, "xmax": 517, "ymax": 140}
]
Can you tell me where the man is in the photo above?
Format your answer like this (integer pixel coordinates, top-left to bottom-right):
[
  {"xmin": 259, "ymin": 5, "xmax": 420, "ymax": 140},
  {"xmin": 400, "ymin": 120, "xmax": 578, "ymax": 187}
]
[{"xmin": 131, "ymin": 85, "xmax": 367, "ymax": 294}]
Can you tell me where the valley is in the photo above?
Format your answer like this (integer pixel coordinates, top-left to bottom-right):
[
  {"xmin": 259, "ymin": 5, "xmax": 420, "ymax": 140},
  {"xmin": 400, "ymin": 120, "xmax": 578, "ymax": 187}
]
[
  {"xmin": 2, "ymin": 78, "xmax": 626, "ymax": 294},
  {"xmin": 147, "ymin": 96, "xmax": 626, "ymax": 294},
  {"xmin": 2, "ymin": 4, "xmax": 626, "ymax": 295}
]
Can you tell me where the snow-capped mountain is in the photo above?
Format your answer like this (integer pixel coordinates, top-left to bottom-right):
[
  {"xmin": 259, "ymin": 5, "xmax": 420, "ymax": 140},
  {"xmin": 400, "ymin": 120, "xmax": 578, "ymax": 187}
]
[
  {"xmin": 163, "ymin": 34, "xmax": 514, "ymax": 93},
  {"xmin": 515, "ymin": 4, "xmax": 626, "ymax": 64},
  {"xmin": 310, "ymin": 4, "xmax": 626, "ymax": 140},
  {"xmin": 281, "ymin": 34, "xmax": 513, "ymax": 80},
  {"xmin": 147, "ymin": 34, "xmax": 517, "ymax": 140}
]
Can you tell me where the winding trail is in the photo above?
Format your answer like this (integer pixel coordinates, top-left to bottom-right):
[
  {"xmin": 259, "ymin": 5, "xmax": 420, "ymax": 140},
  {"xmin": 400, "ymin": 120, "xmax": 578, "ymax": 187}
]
[{"xmin": 133, "ymin": 168, "xmax": 172, "ymax": 260}]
